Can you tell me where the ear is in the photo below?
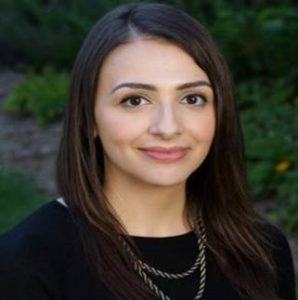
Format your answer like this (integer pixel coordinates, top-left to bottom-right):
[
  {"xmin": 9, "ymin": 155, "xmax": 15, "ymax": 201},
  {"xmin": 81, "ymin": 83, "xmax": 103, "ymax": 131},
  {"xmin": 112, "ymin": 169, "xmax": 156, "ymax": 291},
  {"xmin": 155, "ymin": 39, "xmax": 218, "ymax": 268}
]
[
  {"xmin": 93, "ymin": 128, "xmax": 98, "ymax": 138},
  {"xmin": 93, "ymin": 119, "xmax": 101, "ymax": 139}
]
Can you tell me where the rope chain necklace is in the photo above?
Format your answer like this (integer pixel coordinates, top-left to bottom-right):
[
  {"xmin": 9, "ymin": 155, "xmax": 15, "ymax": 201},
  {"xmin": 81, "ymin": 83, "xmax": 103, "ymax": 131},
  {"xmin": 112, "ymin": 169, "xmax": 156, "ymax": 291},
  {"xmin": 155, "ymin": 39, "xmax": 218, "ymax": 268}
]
[{"xmin": 119, "ymin": 218, "xmax": 207, "ymax": 300}]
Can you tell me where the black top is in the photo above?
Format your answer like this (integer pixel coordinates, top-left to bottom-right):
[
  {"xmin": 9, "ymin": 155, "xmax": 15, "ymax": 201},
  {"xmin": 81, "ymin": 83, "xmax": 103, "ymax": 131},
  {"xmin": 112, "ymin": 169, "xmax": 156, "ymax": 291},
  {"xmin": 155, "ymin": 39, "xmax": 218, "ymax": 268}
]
[{"xmin": 0, "ymin": 200, "xmax": 295, "ymax": 300}]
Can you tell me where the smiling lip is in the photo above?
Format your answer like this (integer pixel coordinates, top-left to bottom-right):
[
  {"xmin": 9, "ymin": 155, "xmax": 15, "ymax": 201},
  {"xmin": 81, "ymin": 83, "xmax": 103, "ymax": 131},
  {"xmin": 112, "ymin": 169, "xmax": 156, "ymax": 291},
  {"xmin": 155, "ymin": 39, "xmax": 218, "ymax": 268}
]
[{"xmin": 139, "ymin": 147, "xmax": 189, "ymax": 162}]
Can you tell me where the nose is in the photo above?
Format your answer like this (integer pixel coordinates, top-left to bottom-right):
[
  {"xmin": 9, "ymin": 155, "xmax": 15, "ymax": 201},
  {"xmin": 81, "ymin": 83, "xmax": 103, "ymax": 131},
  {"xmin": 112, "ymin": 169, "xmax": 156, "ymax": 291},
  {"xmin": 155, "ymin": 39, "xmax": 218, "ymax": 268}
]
[{"xmin": 149, "ymin": 103, "xmax": 183, "ymax": 139}]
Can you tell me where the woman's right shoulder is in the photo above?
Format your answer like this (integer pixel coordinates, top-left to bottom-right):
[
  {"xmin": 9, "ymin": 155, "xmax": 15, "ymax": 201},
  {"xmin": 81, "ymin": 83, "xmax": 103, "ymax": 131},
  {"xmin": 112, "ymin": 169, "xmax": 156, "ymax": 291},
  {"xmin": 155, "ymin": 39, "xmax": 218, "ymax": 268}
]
[
  {"xmin": 0, "ymin": 199, "xmax": 79, "ymax": 271},
  {"xmin": 0, "ymin": 200, "xmax": 83, "ymax": 298}
]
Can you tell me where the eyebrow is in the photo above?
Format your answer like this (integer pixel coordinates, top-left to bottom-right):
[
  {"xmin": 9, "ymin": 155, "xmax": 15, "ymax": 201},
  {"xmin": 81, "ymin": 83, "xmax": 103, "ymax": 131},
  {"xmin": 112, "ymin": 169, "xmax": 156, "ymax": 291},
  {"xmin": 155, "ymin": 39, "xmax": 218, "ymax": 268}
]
[{"xmin": 109, "ymin": 80, "xmax": 212, "ymax": 95}]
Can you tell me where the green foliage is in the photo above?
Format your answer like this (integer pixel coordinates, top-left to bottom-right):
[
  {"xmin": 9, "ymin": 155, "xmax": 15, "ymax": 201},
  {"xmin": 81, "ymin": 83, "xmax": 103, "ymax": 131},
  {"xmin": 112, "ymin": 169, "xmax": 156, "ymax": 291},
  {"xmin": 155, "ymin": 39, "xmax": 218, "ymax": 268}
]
[
  {"xmin": 0, "ymin": 0, "xmax": 110, "ymax": 68},
  {"xmin": 4, "ymin": 66, "xmax": 68, "ymax": 125},
  {"xmin": 0, "ymin": 168, "xmax": 47, "ymax": 234},
  {"xmin": 209, "ymin": 4, "xmax": 298, "ymax": 83},
  {"xmin": 1, "ymin": 0, "xmax": 297, "ymax": 84},
  {"xmin": 238, "ymin": 79, "xmax": 298, "ymax": 231}
]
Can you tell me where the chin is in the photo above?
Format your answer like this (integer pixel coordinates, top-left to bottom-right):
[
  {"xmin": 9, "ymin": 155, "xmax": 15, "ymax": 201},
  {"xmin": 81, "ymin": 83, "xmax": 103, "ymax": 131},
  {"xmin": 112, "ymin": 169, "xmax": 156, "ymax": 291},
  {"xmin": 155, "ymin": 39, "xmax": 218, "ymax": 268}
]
[{"xmin": 135, "ymin": 173, "xmax": 189, "ymax": 187}]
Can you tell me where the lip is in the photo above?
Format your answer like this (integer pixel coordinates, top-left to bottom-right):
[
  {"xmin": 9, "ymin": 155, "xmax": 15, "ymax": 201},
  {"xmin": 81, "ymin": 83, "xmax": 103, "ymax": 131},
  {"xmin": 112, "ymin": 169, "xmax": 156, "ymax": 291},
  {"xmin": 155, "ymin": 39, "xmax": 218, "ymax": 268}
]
[{"xmin": 139, "ymin": 146, "xmax": 189, "ymax": 162}]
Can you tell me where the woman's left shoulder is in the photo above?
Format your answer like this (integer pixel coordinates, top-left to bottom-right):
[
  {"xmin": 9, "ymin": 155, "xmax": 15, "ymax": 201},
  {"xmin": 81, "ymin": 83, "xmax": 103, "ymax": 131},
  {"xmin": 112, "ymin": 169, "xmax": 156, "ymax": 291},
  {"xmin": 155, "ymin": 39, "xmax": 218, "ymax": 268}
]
[
  {"xmin": 259, "ymin": 222, "xmax": 293, "ymax": 255},
  {"xmin": 259, "ymin": 222, "xmax": 296, "ymax": 300}
]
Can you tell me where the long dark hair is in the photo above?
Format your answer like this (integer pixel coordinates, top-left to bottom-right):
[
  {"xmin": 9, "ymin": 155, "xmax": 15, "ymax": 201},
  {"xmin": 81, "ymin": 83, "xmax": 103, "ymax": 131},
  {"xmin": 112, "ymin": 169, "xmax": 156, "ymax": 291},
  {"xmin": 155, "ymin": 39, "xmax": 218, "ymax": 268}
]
[{"xmin": 56, "ymin": 3, "xmax": 279, "ymax": 300}]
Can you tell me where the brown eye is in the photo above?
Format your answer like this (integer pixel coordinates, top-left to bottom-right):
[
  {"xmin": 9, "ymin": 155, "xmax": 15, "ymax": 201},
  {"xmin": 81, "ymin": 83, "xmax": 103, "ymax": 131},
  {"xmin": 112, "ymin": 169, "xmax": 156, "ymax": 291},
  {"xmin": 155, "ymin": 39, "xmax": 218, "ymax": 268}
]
[
  {"xmin": 181, "ymin": 94, "xmax": 206, "ymax": 106},
  {"xmin": 121, "ymin": 96, "xmax": 149, "ymax": 107}
]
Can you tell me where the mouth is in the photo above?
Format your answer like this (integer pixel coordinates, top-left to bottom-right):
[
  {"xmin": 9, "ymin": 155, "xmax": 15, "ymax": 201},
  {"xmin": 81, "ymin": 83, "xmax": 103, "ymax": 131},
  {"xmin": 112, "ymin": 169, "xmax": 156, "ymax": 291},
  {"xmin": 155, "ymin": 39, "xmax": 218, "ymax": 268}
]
[{"xmin": 138, "ymin": 147, "xmax": 189, "ymax": 162}]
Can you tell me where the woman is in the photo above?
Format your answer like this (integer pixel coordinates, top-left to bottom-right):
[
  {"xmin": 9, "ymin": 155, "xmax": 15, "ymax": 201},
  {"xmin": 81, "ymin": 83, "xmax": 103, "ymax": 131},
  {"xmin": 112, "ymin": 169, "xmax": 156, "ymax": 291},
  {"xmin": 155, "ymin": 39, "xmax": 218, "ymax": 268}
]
[{"xmin": 0, "ymin": 3, "xmax": 295, "ymax": 300}]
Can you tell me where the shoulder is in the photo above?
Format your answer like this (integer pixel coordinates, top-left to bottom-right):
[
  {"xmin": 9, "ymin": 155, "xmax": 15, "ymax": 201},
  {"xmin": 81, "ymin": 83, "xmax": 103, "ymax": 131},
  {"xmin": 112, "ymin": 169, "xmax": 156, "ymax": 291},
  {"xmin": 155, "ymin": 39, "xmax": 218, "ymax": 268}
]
[
  {"xmin": 0, "ymin": 200, "xmax": 79, "ymax": 272},
  {"xmin": 0, "ymin": 200, "xmax": 81, "ymax": 298},
  {"xmin": 258, "ymin": 222, "xmax": 294, "ymax": 268},
  {"xmin": 259, "ymin": 222, "xmax": 296, "ymax": 300},
  {"xmin": 259, "ymin": 222, "xmax": 293, "ymax": 259}
]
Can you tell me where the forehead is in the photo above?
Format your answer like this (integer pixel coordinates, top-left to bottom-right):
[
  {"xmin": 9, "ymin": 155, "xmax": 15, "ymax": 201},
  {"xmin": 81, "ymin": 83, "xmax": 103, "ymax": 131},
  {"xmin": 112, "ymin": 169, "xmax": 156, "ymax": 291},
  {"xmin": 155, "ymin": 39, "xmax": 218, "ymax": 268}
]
[{"xmin": 97, "ymin": 38, "xmax": 210, "ymax": 89}]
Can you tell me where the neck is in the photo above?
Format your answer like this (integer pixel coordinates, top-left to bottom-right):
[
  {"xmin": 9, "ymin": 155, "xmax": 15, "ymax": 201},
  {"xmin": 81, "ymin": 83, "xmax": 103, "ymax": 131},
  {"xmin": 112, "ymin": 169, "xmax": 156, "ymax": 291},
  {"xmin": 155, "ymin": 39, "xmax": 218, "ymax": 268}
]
[{"xmin": 104, "ymin": 175, "xmax": 191, "ymax": 237}]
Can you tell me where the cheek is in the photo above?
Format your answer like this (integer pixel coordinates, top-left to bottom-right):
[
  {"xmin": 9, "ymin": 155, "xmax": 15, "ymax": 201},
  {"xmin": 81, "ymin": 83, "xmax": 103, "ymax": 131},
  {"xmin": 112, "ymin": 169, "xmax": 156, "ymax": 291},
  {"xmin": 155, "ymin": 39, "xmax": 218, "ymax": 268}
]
[
  {"xmin": 95, "ymin": 110, "xmax": 144, "ymax": 144},
  {"xmin": 187, "ymin": 111, "xmax": 216, "ymax": 142}
]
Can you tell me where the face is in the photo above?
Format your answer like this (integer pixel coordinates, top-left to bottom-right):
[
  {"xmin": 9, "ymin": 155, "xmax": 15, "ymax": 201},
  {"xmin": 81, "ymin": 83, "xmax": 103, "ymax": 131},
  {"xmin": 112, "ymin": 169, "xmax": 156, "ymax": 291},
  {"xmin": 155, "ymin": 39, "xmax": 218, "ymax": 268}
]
[{"xmin": 94, "ymin": 38, "xmax": 215, "ymax": 188}]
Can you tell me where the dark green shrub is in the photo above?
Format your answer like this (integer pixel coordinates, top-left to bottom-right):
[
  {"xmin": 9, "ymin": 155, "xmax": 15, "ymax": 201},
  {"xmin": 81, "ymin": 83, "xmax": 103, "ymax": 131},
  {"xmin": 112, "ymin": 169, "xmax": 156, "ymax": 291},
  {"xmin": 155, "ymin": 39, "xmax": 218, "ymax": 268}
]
[
  {"xmin": 4, "ymin": 66, "xmax": 68, "ymax": 125},
  {"xmin": 1, "ymin": 0, "xmax": 297, "ymax": 80},
  {"xmin": 0, "ymin": 168, "xmax": 47, "ymax": 234},
  {"xmin": 209, "ymin": 4, "xmax": 298, "ymax": 83},
  {"xmin": 238, "ymin": 79, "xmax": 298, "ymax": 230},
  {"xmin": 0, "ymin": 0, "xmax": 110, "ymax": 68}
]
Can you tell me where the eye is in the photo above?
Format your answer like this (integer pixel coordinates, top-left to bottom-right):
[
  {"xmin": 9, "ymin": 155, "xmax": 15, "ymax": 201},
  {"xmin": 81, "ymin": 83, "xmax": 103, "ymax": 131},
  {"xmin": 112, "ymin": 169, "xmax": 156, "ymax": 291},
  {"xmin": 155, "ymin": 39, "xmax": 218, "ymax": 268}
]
[
  {"xmin": 181, "ymin": 94, "xmax": 206, "ymax": 106},
  {"xmin": 120, "ymin": 95, "xmax": 149, "ymax": 107}
]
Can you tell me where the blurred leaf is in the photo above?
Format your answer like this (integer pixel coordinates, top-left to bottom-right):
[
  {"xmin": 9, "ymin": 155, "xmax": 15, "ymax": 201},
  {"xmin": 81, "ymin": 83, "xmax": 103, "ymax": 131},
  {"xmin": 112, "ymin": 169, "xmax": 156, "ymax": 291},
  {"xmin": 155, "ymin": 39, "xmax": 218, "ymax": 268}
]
[{"xmin": 4, "ymin": 66, "xmax": 69, "ymax": 125}]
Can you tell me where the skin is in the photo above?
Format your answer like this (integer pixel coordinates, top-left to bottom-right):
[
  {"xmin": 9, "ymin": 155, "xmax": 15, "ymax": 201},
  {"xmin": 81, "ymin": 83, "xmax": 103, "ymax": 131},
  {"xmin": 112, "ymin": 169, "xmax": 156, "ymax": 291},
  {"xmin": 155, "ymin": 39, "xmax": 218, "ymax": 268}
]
[{"xmin": 94, "ymin": 38, "xmax": 215, "ymax": 237}]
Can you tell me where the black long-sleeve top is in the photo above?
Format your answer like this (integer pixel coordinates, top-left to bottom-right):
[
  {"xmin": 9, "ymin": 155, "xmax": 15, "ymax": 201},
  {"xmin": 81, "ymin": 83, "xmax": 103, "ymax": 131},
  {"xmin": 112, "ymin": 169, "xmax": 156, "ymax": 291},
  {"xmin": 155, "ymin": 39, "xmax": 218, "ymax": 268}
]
[{"xmin": 0, "ymin": 200, "xmax": 295, "ymax": 300}]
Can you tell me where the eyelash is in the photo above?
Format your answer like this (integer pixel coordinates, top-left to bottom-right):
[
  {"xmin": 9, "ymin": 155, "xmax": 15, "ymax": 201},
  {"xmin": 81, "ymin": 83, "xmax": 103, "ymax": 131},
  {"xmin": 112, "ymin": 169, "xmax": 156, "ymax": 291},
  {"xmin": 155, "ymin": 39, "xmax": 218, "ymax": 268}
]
[
  {"xmin": 181, "ymin": 94, "xmax": 207, "ymax": 106},
  {"xmin": 120, "ymin": 94, "xmax": 207, "ymax": 107},
  {"xmin": 120, "ymin": 95, "xmax": 149, "ymax": 107}
]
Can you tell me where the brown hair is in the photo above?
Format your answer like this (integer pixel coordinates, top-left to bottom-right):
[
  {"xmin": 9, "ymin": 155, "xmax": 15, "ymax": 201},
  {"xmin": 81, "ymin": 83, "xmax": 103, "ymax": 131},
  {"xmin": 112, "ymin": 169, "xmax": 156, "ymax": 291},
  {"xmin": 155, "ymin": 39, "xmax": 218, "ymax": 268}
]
[{"xmin": 56, "ymin": 3, "xmax": 279, "ymax": 299}]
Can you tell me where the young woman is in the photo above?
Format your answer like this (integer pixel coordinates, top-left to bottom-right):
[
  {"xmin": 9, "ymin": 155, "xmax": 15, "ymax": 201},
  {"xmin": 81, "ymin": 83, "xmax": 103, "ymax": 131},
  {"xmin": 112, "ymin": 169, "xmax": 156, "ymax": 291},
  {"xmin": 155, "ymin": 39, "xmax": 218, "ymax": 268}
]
[{"xmin": 0, "ymin": 3, "xmax": 295, "ymax": 300}]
